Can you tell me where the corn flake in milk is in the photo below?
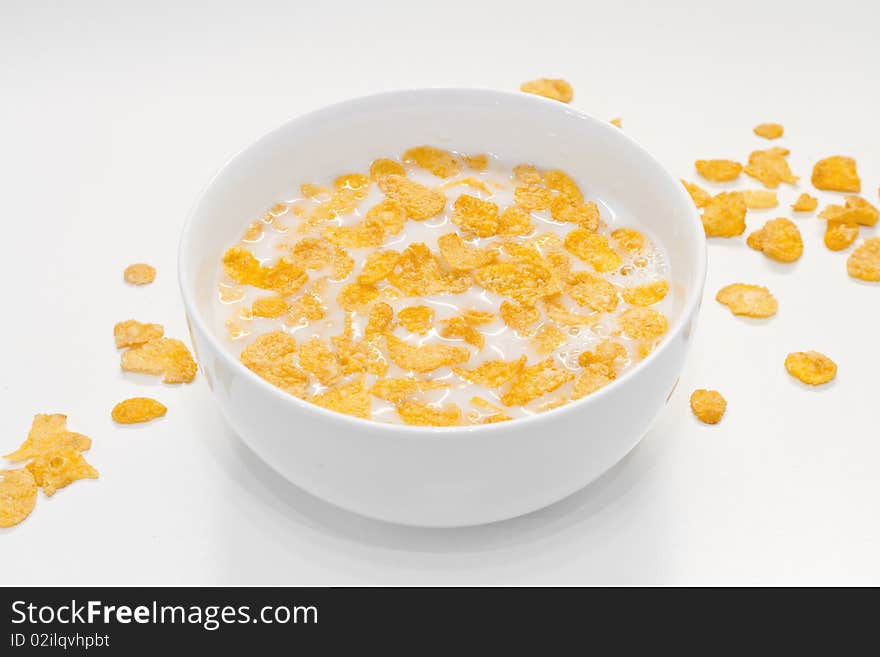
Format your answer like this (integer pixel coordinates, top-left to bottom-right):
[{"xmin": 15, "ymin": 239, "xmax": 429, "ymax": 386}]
[{"xmin": 214, "ymin": 148, "xmax": 674, "ymax": 426}]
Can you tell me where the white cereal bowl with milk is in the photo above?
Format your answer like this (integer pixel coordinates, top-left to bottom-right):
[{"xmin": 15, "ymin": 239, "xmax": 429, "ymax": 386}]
[{"xmin": 178, "ymin": 88, "xmax": 706, "ymax": 527}]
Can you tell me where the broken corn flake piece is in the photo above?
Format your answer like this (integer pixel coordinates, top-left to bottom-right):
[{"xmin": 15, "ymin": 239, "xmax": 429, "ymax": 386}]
[
  {"xmin": 310, "ymin": 377, "xmax": 371, "ymax": 419},
  {"xmin": 746, "ymin": 218, "xmax": 803, "ymax": 263},
  {"xmin": 818, "ymin": 196, "xmax": 878, "ymax": 227},
  {"xmin": 369, "ymin": 158, "xmax": 406, "ymax": 181},
  {"xmin": 298, "ymin": 337, "xmax": 342, "ymax": 387},
  {"xmin": 453, "ymin": 356, "xmax": 526, "ymax": 388},
  {"xmin": 463, "ymin": 153, "xmax": 489, "ymax": 171},
  {"xmin": 440, "ymin": 316, "xmax": 485, "ymax": 349},
  {"xmin": 519, "ymin": 78, "xmax": 573, "ymax": 103},
  {"xmin": 113, "ymin": 319, "xmax": 164, "ymax": 348},
  {"xmin": 438, "ymin": 232, "xmax": 496, "ymax": 270},
  {"xmin": 753, "ymin": 123, "xmax": 784, "ymax": 139},
  {"xmin": 500, "ymin": 300, "xmax": 540, "ymax": 334},
  {"xmin": 291, "ymin": 237, "xmax": 338, "ymax": 269},
  {"xmin": 111, "ymin": 397, "xmax": 167, "ymax": 424},
  {"xmin": 300, "ymin": 183, "xmax": 330, "ymax": 198},
  {"xmin": 618, "ymin": 307, "xmax": 668, "ymax": 341},
  {"xmin": 847, "ymin": 237, "xmax": 880, "ymax": 281},
  {"xmin": 396, "ymin": 400, "xmax": 462, "ymax": 427},
  {"xmin": 785, "ymin": 351, "xmax": 837, "ymax": 385},
  {"xmin": 544, "ymin": 170, "xmax": 584, "ymax": 203},
  {"xmin": 121, "ymin": 338, "xmax": 198, "ymax": 384},
  {"xmin": 26, "ymin": 448, "xmax": 98, "ymax": 497},
  {"xmin": 370, "ymin": 378, "xmax": 448, "ymax": 404},
  {"xmin": 572, "ymin": 362, "xmax": 615, "ymax": 399},
  {"xmin": 4, "ymin": 414, "xmax": 92, "ymax": 463},
  {"xmin": 550, "ymin": 196, "xmax": 599, "ymax": 231},
  {"xmin": 715, "ymin": 283, "xmax": 777, "ymax": 318},
  {"xmin": 824, "ymin": 222, "xmax": 859, "ymax": 252},
  {"xmin": 321, "ymin": 217, "xmax": 386, "ymax": 249},
  {"xmin": 251, "ymin": 296, "xmax": 291, "ymax": 318},
  {"xmin": 566, "ymin": 271, "xmax": 619, "ymax": 312},
  {"xmin": 123, "ymin": 263, "xmax": 156, "ymax": 285},
  {"xmin": 0, "ymin": 468, "xmax": 38, "ymax": 528},
  {"xmin": 532, "ymin": 324, "xmax": 567, "ymax": 354},
  {"xmin": 385, "ymin": 334, "xmax": 470, "ymax": 373},
  {"xmin": 791, "ymin": 193, "xmax": 818, "ymax": 212},
  {"xmin": 811, "ymin": 156, "xmax": 860, "ymax": 192},
  {"xmin": 513, "ymin": 164, "xmax": 542, "ymax": 184},
  {"xmin": 222, "ymin": 247, "xmax": 307, "ymax": 296},
  {"xmin": 690, "ymin": 389, "xmax": 727, "ymax": 424},
  {"xmin": 240, "ymin": 331, "xmax": 309, "ymax": 397},
  {"xmin": 741, "ymin": 190, "xmax": 778, "ymax": 209},
  {"xmin": 564, "ymin": 229, "xmax": 622, "ymax": 272},
  {"xmin": 498, "ymin": 206, "xmax": 534, "ymax": 236},
  {"xmin": 451, "ymin": 194, "xmax": 500, "ymax": 238},
  {"xmin": 288, "ymin": 292, "xmax": 326, "ymax": 324},
  {"xmin": 701, "ymin": 191, "xmax": 746, "ymax": 237},
  {"xmin": 695, "ymin": 159, "xmax": 743, "ymax": 182},
  {"xmin": 611, "ymin": 228, "xmax": 647, "ymax": 254},
  {"xmin": 577, "ymin": 340, "xmax": 626, "ymax": 368},
  {"xmin": 743, "ymin": 147, "xmax": 798, "ymax": 188},
  {"xmin": 514, "ymin": 184, "xmax": 553, "ymax": 211},
  {"xmin": 610, "ymin": 117, "xmax": 622, "ymax": 128},
  {"xmin": 500, "ymin": 358, "xmax": 574, "ymax": 407},
  {"xmin": 621, "ymin": 280, "xmax": 669, "ymax": 306},
  {"xmin": 397, "ymin": 305, "xmax": 434, "ymax": 334},
  {"xmin": 377, "ymin": 174, "xmax": 446, "ymax": 221},
  {"xmin": 402, "ymin": 146, "xmax": 463, "ymax": 178},
  {"xmin": 366, "ymin": 199, "xmax": 408, "ymax": 236},
  {"xmin": 357, "ymin": 249, "xmax": 400, "ymax": 285},
  {"xmin": 334, "ymin": 173, "xmax": 370, "ymax": 191},
  {"xmin": 681, "ymin": 180, "xmax": 711, "ymax": 209},
  {"xmin": 337, "ymin": 282, "xmax": 380, "ymax": 312}
]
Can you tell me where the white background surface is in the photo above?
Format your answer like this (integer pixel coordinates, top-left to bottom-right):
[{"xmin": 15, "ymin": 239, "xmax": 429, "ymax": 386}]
[{"xmin": 2, "ymin": 0, "xmax": 878, "ymax": 585}]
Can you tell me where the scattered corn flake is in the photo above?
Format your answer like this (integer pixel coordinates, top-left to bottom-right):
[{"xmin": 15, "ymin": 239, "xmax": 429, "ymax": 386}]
[
  {"xmin": 572, "ymin": 362, "xmax": 615, "ymax": 399},
  {"xmin": 397, "ymin": 305, "xmax": 434, "ymax": 334},
  {"xmin": 500, "ymin": 358, "xmax": 574, "ymax": 406},
  {"xmin": 377, "ymin": 174, "xmax": 446, "ymax": 221},
  {"xmin": 811, "ymin": 155, "xmax": 860, "ymax": 192},
  {"xmin": 402, "ymin": 146, "xmax": 463, "ymax": 178},
  {"xmin": 291, "ymin": 238, "xmax": 336, "ymax": 269},
  {"xmin": 695, "ymin": 159, "xmax": 743, "ymax": 182},
  {"xmin": 123, "ymin": 263, "xmax": 156, "ymax": 285},
  {"xmin": 0, "ymin": 468, "xmax": 38, "ymax": 528},
  {"xmin": 514, "ymin": 184, "xmax": 553, "ymax": 211},
  {"xmin": 498, "ymin": 205, "xmax": 534, "ymax": 236},
  {"xmin": 513, "ymin": 164, "xmax": 542, "ymax": 184},
  {"xmin": 715, "ymin": 283, "xmax": 778, "ymax": 318},
  {"xmin": 463, "ymin": 153, "xmax": 489, "ymax": 171},
  {"xmin": 121, "ymin": 337, "xmax": 197, "ymax": 384},
  {"xmin": 396, "ymin": 400, "xmax": 461, "ymax": 426},
  {"xmin": 791, "ymin": 193, "xmax": 818, "ymax": 212},
  {"xmin": 451, "ymin": 194, "xmax": 500, "ymax": 238},
  {"xmin": 242, "ymin": 220, "xmax": 264, "ymax": 242},
  {"xmin": 337, "ymin": 282, "xmax": 379, "ymax": 312},
  {"xmin": 701, "ymin": 191, "xmax": 747, "ymax": 237},
  {"xmin": 564, "ymin": 229, "xmax": 622, "ymax": 272},
  {"xmin": 288, "ymin": 292, "xmax": 325, "ymax": 324},
  {"xmin": 742, "ymin": 190, "xmax": 778, "ymax": 209},
  {"xmin": 222, "ymin": 247, "xmax": 307, "ymax": 296},
  {"xmin": 300, "ymin": 183, "xmax": 330, "ymax": 198},
  {"xmin": 520, "ymin": 78, "xmax": 573, "ymax": 103},
  {"xmin": 385, "ymin": 334, "xmax": 469, "ymax": 373},
  {"xmin": 111, "ymin": 397, "xmax": 167, "ymax": 424},
  {"xmin": 298, "ymin": 337, "xmax": 342, "ymax": 387},
  {"xmin": 544, "ymin": 170, "xmax": 583, "ymax": 203},
  {"xmin": 26, "ymin": 448, "xmax": 98, "ymax": 497},
  {"xmin": 746, "ymin": 217, "xmax": 803, "ymax": 263},
  {"xmin": 566, "ymin": 271, "xmax": 619, "ymax": 312},
  {"xmin": 610, "ymin": 117, "xmax": 622, "ymax": 128},
  {"xmin": 438, "ymin": 233, "xmax": 496, "ymax": 270},
  {"xmin": 619, "ymin": 307, "xmax": 668, "ymax": 341},
  {"xmin": 784, "ymin": 351, "xmax": 837, "ymax": 385},
  {"xmin": 4, "ymin": 414, "xmax": 91, "ymax": 462},
  {"xmin": 321, "ymin": 217, "xmax": 385, "ymax": 249},
  {"xmin": 577, "ymin": 340, "xmax": 626, "ymax": 368},
  {"xmin": 370, "ymin": 378, "xmax": 448, "ymax": 404},
  {"xmin": 819, "ymin": 196, "xmax": 878, "ymax": 227},
  {"xmin": 847, "ymin": 237, "xmax": 880, "ymax": 281},
  {"xmin": 219, "ymin": 284, "xmax": 246, "ymax": 303},
  {"xmin": 476, "ymin": 260, "xmax": 559, "ymax": 306},
  {"xmin": 681, "ymin": 180, "xmax": 711, "ymax": 209},
  {"xmin": 824, "ymin": 222, "xmax": 859, "ymax": 251},
  {"xmin": 366, "ymin": 199, "xmax": 408, "ymax": 235},
  {"xmin": 334, "ymin": 173, "xmax": 370, "ymax": 191},
  {"xmin": 310, "ymin": 377, "xmax": 371, "ymax": 419},
  {"xmin": 252, "ymin": 296, "xmax": 291, "ymax": 318},
  {"xmin": 439, "ymin": 317, "xmax": 484, "ymax": 349},
  {"xmin": 532, "ymin": 324, "xmax": 566, "ymax": 354},
  {"xmin": 357, "ymin": 249, "xmax": 400, "ymax": 285},
  {"xmin": 240, "ymin": 331, "xmax": 308, "ymax": 396},
  {"xmin": 621, "ymin": 280, "xmax": 669, "ymax": 306},
  {"xmin": 744, "ymin": 147, "xmax": 798, "ymax": 188},
  {"xmin": 113, "ymin": 319, "xmax": 164, "ymax": 348},
  {"xmin": 550, "ymin": 196, "xmax": 599, "ymax": 231},
  {"xmin": 369, "ymin": 158, "xmax": 406, "ymax": 180},
  {"xmin": 753, "ymin": 123, "xmax": 784, "ymax": 139},
  {"xmin": 500, "ymin": 300, "xmax": 540, "ymax": 334},
  {"xmin": 610, "ymin": 228, "xmax": 647, "ymax": 254},
  {"xmin": 690, "ymin": 389, "xmax": 727, "ymax": 424}
]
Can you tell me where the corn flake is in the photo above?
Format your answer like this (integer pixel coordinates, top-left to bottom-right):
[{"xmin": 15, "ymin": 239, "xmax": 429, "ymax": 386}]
[
  {"xmin": 476, "ymin": 260, "xmax": 559, "ymax": 306},
  {"xmin": 500, "ymin": 358, "xmax": 574, "ymax": 406},
  {"xmin": 396, "ymin": 401, "xmax": 461, "ymax": 426},
  {"xmin": 0, "ymin": 469, "xmax": 38, "ymax": 527},
  {"xmin": 818, "ymin": 196, "xmax": 878, "ymax": 227},
  {"xmin": 701, "ymin": 191, "xmax": 747, "ymax": 237},
  {"xmin": 26, "ymin": 448, "xmax": 98, "ymax": 497},
  {"xmin": 402, "ymin": 146, "xmax": 463, "ymax": 178},
  {"xmin": 123, "ymin": 263, "xmax": 156, "ymax": 285},
  {"xmin": 572, "ymin": 362, "xmax": 615, "ymax": 399},
  {"xmin": 310, "ymin": 377, "xmax": 371, "ymax": 419},
  {"xmin": 385, "ymin": 334, "xmax": 469, "ymax": 373},
  {"xmin": 223, "ymin": 247, "xmax": 307, "ymax": 296},
  {"xmin": 370, "ymin": 378, "xmax": 448, "ymax": 404},
  {"xmin": 690, "ymin": 389, "xmax": 727, "ymax": 424},
  {"xmin": 438, "ymin": 232, "xmax": 496, "ymax": 270},
  {"xmin": 564, "ymin": 229, "xmax": 622, "ymax": 272},
  {"xmin": 463, "ymin": 153, "xmax": 489, "ymax": 171},
  {"xmin": 785, "ymin": 351, "xmax": 837, "ymax": 385},
  {"xmin": 742, "ymin": 190, "xmax": 778, "ymax": 209},
  {"xmin": 619, "ymin": 307, "xmax": 668, "ymax": 341},
  {"xmin": 369, "ymin": 158, "xmax": 406, "ymax": 180},
  {"xmin": 378, "ymin": 174, "xmax": 446, "ymax": 221},
  {"xmin": 578, "ymin": 340, "xmax": 626, "ymax": 368},
  {"xmin": 4, "ymin": 414, "xmax": 91, "ymax": 462},
  {"xmin": 514, "ymin": 184, "xmax": 553, "ymax": 211},
  {"xmin": 451, "ymin": 194, "xmax": 500, "ymax": 238},
  {"xmin": 121, "ymin": 338, "xmax": 197, "ymax": 384},
  {"xmin": 453, "ymin": 356, "xmax": 526, "ymax": 389},
  {"xmin": 753, "ymin": 123, "xmax": 784, "ymax": 139},
  {"xmin": 288, "ymin": 293, "xmax": 326, "ymax": 324},
  {"xmin": 500, "ymin": 301, "xmax": 540, "ymax": 334},
  {"xmin": 114, "ymin": 319, "xmax": 164, "ymax": 348},
  {"xmin": 621, "ymin": 280, "xmax": 669, "ymax": 306},
  {"xmin": 695, "ymin": 159, "xmax": 742, "ymax": 182},
  {"xmin": 513, "ymin": 164, "xmax": 542, "ymax": 184},
  {"xmin": 566, "ymin": 271, "xmax": 619, "ymax": 312},
  {"xmin": 610, "ymin": 228, "xmax": 647, "ymax": 254},
  {"xmin": 747, "ymin": 218, "xmax": 803, "ymax": 263},
  {"xmin": 824, "ymin": 222, "xmax": 859, "ymax": 251},
  {"xmin": 532, "ymin": 324, "xmax": 566, "ymax": 354},
  {"xmin": 847, "ymin": 237, "xmax": 880, "ymax": 281},
  {"xmin": 681, "ymin": 180, "xmax": 711, "ymax": 209},
  {"xmin": 498, "ymin": 205, "xmax": 534, "ymax": 236},
  {"xmin": 791, "ymin": 193, "xmax": 818, "ymax": 212},
  {"xmin": 544, "ymin": 170, "xmax": 583, "ymax": 203},
  {"xmin": 440, "ymin": 316, "xmax": 485, "ymax": 349},
  {"xmin": 337, "ymin": 282, "xmax": 380, "ymax": 312},
  {"xmin": 811, "ymin": 156, "xmax": 860, "ymax": 192},
  {"xmin": 397, "ymin": 305, "xmax": 434, "ymax": 334},
  {"xmin": 111, "ymin": 397, "xmax": 167, "ymax": 424},
  {"xmin": 357, "ymin": 249, "xmax": 400, "ymax": 285},
  {"xmin": 240, "ymin": 331, "xmax": 308, "ymax": 396},
  {"xmin": 334, "ymin": 173, "xmax": 370, "ymax": 191},
  {"xmin": 520, "ymin": 78, "xmax": 573, "ymax": 103},
  {"xmin": 252, "ymin": 296, "xmax": 291, "ymax": 318},
  {"xmin": 321, "ymin": 217, "xmax": 385, "ymax": 249},
  {"xmin": 744, "ymin": 147, "xmax": 798, "ymax": 188},
  {"xmin": 366, "ymin": 199, "xmax": 408, "ymax": 235},
  {"xmin": 551, "ymin": 196, "xmax": 599, "ymax": 231},
  {"xmin": 715, "ymin": 283, "xmax": 778, "ymax": 318}
]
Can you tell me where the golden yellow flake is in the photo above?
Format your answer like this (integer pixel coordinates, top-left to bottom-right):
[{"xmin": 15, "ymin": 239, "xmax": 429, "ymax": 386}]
[
  {"xmin": 681, "ymin": 180, "xmax": 711, "ymax": 209},
  {"xmin": 451, "ymin": 194, "xmax": 500, "ymax": 238},
  {"xmin": 785, "ymin": 351, "xmax": 837, "ymax": 385},
  {"xmin": 310, "ymin": 377, "xmax": 371, "ymax": 419},
  {"xmin": 396, "ymin": 401, "xmax": 461, "ymax": 426},
  {"xmin": 397, "ymin": 305, "xmax": 434, "ymax": 334},
  {"xmin": 753, "ymin": 123, "xmax": 784, "ymax": 139},
  {"xmin": 715, "ymin": 283, "xmax": 778, "ymax": 318},
  {"xmin": 519, "ymin": 78, "xmax": 573, "ymax": 102},
  {"xmin": 500, "ymin": 358, "xmax": 574, "ymax": 406},
  {"xmin": 701, "ymin": 191, "xmax": 747, "ymax": 237},
  {"xmin": 743, "ymin": 147, "xmax": 798, "ymax": 188},
  {"xmin": 111, "ymin": 398, "xmax": 167, "ymax": 424},
  {"xmin": 113, "ymin": 320, "xmax": 164, "ymax": 348},
  {"xmin": 26, "ymin": 448, "xmax": 98, "ymax": 497},
  {"xmin": 385, "ymin": 334, "xmax": 470, "ymax": 373},
  {"xmin": 746, "ymin": 218, "xmax": 803, "ymax": 262},
  {"xmin": 695, "ymin": 159, "xmax": 743, "ymax": 182},
  {"xmin": 847, "ymin": 237, "xmax": 880, "ymax": 281},
  {"xmin": 811, "ymin": 155, "xmax": 860, "ymax": 192},
  {"xmin": 240, "ymin": 331, "xmax": 308, "ymax": 397},
  {"xmin": 690, "ymin": 389, "xmax": 727, "ymax": 424},
  {"xmin": 402, "ymin": 146, "xmax": 463, "ymax": 178},
  {"xmin": 0, "ymin": 468, "xmax": 38, "ymax": 528},
  {"xmin": 4, "ymin": 414, "xmax": 91, "ymax": 463},
  {"xmin": 121, "ymin": 338, "xmax": 198, "ymax": 384},
  {"xmin": 791, "ymin": 193, "xmax": 818, "ymax": 212},
  {"xmin": 377, "ymin": 174, "xmax": 446, "ymax": 220},
  {"xmin": 621, "ymin": 280, "xmax": 669, "ymax": 306}
]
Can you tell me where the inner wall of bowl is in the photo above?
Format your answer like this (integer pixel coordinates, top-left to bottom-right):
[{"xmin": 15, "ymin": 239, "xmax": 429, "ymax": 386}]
[{"xmin": 184, "ymin": 89, "xmax": 701, "ymax": 338}]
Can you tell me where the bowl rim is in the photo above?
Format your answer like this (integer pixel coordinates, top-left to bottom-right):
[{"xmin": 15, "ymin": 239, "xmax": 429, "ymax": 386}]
[{"xmin": 178, "ymin": 87, "xmax": 707, "ymax": 436}]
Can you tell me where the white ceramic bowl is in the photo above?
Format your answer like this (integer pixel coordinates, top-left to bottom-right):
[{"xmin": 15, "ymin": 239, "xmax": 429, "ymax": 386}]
[{"xmin": 179, "ymin": 88, "xmax": 705, "ymax": 527}]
